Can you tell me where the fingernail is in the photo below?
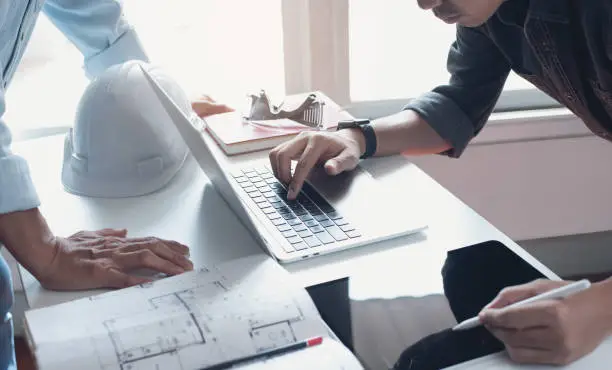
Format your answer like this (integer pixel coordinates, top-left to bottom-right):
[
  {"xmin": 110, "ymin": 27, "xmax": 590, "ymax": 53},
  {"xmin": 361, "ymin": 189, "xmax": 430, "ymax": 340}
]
[
  {"xmin": 325, "ymin": 161, "xmax": 338, "ymax": 175},
  {"xmin": 177, "ymin": 254, "xmax": 192, "ymax": 268},
  {"xmin": 287, "ymin": 185, "xmax": 297, "ymax": 199}
]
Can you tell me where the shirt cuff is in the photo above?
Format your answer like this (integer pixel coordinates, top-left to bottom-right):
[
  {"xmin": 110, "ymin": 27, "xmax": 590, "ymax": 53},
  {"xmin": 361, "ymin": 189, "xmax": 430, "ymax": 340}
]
[
  {"xmin": 0, "ymin": 155, "xmax": 40, "ymax": 214},
  {"xmin": 404, "ymin": 91, "xmax": 475, "ymax": 158},
  {"xmin": 83, "ymin": 28, "xmax": 150, "ymax": 79}
]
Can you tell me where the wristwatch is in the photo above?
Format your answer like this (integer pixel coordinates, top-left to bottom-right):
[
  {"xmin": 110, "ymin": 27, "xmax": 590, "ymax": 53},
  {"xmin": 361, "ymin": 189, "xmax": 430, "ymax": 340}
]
[{"xmin": 337, "ymin": 119, "xmax": 377, "ymax": 159}]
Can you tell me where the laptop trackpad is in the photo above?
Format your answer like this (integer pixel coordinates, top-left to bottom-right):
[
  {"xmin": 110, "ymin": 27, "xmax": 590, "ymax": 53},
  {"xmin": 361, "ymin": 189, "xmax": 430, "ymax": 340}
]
[
  {"xmin": 306, "ymin": 165, "xmax": 381, "ymax": 211},
  {"xmin": 306, "ymin": 165, "xmax": 423, "ymax": 239}
]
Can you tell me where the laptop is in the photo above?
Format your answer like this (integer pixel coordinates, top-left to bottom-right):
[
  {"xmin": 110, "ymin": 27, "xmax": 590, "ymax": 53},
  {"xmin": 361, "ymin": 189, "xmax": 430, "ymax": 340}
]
[{"xmin": 140, "ymin": 66, "xmax": 427, "ymax": 263}]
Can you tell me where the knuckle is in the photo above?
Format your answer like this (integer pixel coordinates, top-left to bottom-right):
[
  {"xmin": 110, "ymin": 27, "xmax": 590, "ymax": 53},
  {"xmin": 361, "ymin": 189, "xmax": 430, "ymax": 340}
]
[
  {"xmin": 268, "ymin": 149, "xmax": 277, "ymax": 161},
  {"xmin": 295, "ymin": 159, "xmax": 308, "ymax": 172},
  {"xmin": 138, "ymin": 249, "xmax": 156, "ymax": 265},
  {"xmin": 173, "ymin": 253, "xmax": 186, "ymax": 264},
  {"xmin": 498, "ymin": 287, "xmax": 514, "ymax": 297},
  {"xmin": 310, "ymin": 132, "xmax": 328, "ymax": 144},
  {"xmin": 309, "ymin": 133, "xmax": 323, "ymax": 145}
]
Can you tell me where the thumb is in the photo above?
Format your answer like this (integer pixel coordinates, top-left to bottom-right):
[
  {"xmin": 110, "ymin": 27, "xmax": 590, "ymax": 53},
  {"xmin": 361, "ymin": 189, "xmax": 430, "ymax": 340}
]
[
  {"xmin": 96, "ymin": 228, "xmax": 128, "ymax": 238},
  {"xmin": 324, "ymin": 150, "xmax": 358, "ymax": 175}
]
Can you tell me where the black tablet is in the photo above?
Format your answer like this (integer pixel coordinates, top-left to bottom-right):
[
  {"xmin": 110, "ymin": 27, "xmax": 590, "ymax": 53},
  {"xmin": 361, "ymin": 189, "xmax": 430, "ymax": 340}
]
[{"xmin": 351, "ymin": 240, "xmax": 551, "ymax": 370}]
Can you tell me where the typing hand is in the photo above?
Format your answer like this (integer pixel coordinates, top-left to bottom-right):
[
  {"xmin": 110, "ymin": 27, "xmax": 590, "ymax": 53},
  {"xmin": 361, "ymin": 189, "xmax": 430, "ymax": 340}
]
[
  {"xmin": 268, "ymin": 129, "xmax": 365, "ymax": 200},
  {"xmin": 479, "ymin": 279, "xmax": 611, "ymax": 366},
  {"xmin": 39, "ymin": 228, "xmax": 193, "ymax": 290},
  {"xmin": 191, "ymin": 94, "xmax": 234, "ymax": 117}
]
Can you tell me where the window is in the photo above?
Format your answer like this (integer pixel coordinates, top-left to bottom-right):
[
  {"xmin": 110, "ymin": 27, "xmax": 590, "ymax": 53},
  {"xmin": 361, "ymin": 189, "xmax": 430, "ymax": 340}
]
[
  {"xmin": 348, "ymin": 0, "xmax": 533, "ymax": 101},
  {"xmin": 6, "ymin": 15, "xmax": 85, "ymax": 140},
  {"xmin": 9, "ymin": 0, "xmax": 286, "ymax": 140},
  {"xmin": 123, "ymin": 0, "xmax": 286, "ymax": 106},
  {"xmin": 8, "ymin": 0, "xmax": 561, "ymax": 141},
  {"xmin": 346, "ymin": 0, "xmax": 559, "ymax": 116}
]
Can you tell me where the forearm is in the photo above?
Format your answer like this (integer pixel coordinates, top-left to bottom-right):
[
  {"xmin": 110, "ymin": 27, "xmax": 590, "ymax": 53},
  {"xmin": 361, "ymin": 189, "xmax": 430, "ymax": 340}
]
[
  {"xmin": 0, "ymin": 208, "xmax": 57, "ymax": 281},
  {"xmin": 371, "ymin": 109, "xmax": 451, "ymax": 157}
]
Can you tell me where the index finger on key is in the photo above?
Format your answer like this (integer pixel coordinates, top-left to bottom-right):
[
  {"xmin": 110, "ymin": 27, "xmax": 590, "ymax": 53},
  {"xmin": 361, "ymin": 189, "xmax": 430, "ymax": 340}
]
[
  {"xmin": 287, "ymin": 140, "xmax": 326, "ymax": 200},
  {"xmin": 272, "ymin": 135, "xmax": 309, "ymax": 185}
]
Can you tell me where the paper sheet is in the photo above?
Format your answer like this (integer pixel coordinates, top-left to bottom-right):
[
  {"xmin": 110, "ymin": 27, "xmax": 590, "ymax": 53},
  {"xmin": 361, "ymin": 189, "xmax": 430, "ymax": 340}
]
[
  {"xmin": 26, "ymin": 255, "xmax": 362, "ymax": 370},
  {"xmin": 443, "ymin": 337, "xmax": 612, "ymax": 370},
  {"xmin": 237, "ymin": 339, "xmax": 363, "ymax": 370}
]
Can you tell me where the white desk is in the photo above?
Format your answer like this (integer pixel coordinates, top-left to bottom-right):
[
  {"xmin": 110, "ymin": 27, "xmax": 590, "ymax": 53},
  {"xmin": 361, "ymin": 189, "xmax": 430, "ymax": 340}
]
[{"xmin": 13, "ymin": 134, "xmax": 559, "ymax": 310}]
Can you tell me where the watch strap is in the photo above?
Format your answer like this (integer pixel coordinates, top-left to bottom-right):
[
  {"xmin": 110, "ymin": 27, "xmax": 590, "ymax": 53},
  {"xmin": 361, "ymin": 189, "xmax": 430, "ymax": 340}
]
[
  {"xmin": 359, "ymin": 123, "xmax": 377, "ymax": 159},
  {"xmin": 337, "ymin": 119, "xmax": 377, "ymax": 159}
]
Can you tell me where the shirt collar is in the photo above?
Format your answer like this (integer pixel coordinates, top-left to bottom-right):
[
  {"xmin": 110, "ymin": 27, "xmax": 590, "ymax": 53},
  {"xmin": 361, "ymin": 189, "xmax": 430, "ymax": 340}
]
[
  {"xmin": 527, "ymin": 0, "xmax": 570, "ymax": 24},
  {"xmin": 496, "ymin": 0, "xmax": 570, "ymax": 26}
]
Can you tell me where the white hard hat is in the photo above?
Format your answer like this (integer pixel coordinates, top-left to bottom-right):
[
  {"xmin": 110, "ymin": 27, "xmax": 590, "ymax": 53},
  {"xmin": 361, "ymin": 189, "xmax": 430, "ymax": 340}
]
[{"xmin": 62, "ymin": 60, "xmax": 190, "ymax": 197}]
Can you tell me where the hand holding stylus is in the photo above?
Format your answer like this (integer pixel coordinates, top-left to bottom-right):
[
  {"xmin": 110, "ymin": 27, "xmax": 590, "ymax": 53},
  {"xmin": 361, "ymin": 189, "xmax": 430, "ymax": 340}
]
[
  {"xmin": 453, "ymin": 279, "xmax": 591, "ymax": 331},
  {"xmin": 469, "ymin": 279, "xmax": 612, "ymax": 366}
]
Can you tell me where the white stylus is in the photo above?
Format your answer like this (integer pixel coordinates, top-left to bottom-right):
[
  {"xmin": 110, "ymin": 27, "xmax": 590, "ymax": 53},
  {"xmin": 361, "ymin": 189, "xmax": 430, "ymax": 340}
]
[{"xmin": 452, "ymin": 279, "xmax": 591, "ymax": 331}]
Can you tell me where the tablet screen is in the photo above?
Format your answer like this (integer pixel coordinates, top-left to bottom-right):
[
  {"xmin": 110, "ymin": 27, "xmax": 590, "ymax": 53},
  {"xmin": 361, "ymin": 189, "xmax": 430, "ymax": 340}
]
[{"xmin": 347, "ymin": 240, "xmax": 549, "ymax": 370}]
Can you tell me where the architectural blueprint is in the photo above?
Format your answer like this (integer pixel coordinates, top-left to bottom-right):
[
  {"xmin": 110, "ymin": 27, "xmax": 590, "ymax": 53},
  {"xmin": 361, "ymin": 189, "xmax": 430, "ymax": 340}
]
[{"xmin": 25, "ymin": 255, "xmax": 363, "ymax": 370}]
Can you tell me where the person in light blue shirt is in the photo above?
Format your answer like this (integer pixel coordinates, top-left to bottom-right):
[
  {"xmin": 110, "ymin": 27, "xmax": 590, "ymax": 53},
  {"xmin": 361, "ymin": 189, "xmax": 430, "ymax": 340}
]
[{"xmin": 0, "ymin": 1, "xmax": 232, "ymax": 368}]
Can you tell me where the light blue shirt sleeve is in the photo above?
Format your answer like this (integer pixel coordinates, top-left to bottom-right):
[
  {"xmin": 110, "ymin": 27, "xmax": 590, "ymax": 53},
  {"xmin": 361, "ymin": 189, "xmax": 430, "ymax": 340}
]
[
  {"xmin": 0, "ymin": 91, "xmax": 41, "ymax": 214},
  {"xmin": 42, "ymin": 0, "xmax": 150, "ymax": 79}
]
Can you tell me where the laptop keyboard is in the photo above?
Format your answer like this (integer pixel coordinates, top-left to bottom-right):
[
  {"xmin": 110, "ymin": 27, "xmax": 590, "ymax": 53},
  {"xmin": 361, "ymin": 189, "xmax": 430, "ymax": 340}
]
[{"xmin": 232, "ymin": 167, "xmax": 360, "ymax": 253}]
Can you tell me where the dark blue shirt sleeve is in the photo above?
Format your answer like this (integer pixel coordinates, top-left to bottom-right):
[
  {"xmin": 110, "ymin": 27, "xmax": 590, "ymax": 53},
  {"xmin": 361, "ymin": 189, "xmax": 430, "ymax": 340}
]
[{"xmin": 404, "ymin": 26, "xmax": 511, "ymax": 157}]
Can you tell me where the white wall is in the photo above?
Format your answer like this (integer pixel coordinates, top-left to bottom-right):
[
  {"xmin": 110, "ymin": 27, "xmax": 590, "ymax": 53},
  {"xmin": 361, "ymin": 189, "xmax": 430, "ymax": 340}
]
[{"xmin": 409, "ymin": 127, "xmax": 612, "ymax": 275}]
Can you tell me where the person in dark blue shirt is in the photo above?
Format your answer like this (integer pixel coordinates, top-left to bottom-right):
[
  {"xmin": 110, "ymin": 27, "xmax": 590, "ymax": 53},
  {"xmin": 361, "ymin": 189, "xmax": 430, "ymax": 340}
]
[{"xmin": 269, "ymin": 0, "xmax": 612, "ymax": 366}]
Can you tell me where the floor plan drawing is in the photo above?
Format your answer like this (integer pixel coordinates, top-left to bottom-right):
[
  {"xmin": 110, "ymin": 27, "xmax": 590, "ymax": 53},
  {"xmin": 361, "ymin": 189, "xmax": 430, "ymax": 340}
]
[
  {"xmin": 93, "ymin": 266, "xmax": 313, "ymax": 370},
  {"xmin": 25, "ymin": 255, "xmax": 352, "ymax": 370}
]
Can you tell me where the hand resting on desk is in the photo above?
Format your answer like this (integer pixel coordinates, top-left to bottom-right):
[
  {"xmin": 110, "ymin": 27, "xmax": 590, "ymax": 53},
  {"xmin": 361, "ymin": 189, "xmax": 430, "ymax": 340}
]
[
  {"xmin": 42, "ymin": 228, "xmax": 194, "ymax": 290},
  {"xmin": 0, "ymin": 209, "xmax": 193, "ymax": 291},
  {"xmin": 480, "ymin": 278, "xmax": 612, "ymax": 366}
]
